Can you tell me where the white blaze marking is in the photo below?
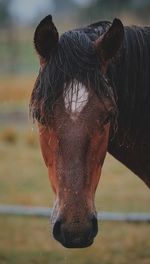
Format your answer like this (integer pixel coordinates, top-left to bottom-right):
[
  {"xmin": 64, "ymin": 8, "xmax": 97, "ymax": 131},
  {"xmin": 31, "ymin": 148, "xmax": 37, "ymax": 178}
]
[{"xmin": 64, "ymin": 82, "xmax": 89, "ymax": 116}]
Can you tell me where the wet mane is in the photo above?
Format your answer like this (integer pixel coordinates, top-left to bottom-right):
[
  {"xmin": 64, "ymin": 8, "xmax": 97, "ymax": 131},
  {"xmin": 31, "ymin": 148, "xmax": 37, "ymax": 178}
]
[
  {"xmin": 30, "ymin": 21, "xmax": 116, "ymax": 126},
  {"xmin": 109, "ymin": 26, "xmax": 150, "ymax": 147}
]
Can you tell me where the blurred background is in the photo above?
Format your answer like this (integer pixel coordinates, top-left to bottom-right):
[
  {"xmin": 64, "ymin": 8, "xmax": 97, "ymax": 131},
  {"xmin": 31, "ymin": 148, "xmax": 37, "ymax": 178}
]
[{"xmin": 0, "ymin": 0, "xmax": 150, "ymax": 263}]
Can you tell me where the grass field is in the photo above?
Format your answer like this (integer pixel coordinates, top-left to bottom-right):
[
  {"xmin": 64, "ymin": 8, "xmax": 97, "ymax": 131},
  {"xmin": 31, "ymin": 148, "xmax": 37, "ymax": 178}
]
[{"xmin": 0, "ymin": 77, "xmax": 150, "ymax": 263}]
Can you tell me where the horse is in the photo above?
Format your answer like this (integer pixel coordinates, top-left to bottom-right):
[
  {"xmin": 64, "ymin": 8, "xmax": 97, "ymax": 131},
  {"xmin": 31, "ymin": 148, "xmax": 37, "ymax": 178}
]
[{"xmin": 30, "ymin": 15, "xmax": 150, "ymax": 248}]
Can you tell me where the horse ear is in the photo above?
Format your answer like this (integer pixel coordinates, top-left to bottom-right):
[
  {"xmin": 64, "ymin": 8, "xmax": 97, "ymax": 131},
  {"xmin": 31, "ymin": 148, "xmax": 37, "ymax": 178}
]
[
  {"xmin": 34, "ymin": 15, "xmax": 59, "ymax": 62},
  {"xmin": 94, "ymin": 18, "xmax": 124, "ymax": 64}
]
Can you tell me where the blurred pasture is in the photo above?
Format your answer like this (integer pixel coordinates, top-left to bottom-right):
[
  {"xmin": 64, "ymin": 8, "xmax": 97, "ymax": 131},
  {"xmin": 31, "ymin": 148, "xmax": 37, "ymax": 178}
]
[{"xmin": 0, "ymin": 0, "xmax": 150, "ymax": 263}]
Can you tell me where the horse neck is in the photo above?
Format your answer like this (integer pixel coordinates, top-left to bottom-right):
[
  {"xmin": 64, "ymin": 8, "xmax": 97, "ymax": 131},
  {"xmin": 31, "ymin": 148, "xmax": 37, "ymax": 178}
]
[{"xmin": 108, "ymin": 25, "xmax": 150, "ymax": 148}]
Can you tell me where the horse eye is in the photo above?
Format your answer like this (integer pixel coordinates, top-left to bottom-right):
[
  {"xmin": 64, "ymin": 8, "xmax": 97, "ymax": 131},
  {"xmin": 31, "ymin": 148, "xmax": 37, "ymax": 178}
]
[{"xmin": 103, "ymin": 116, "xmax": 110, "ymax": 125}]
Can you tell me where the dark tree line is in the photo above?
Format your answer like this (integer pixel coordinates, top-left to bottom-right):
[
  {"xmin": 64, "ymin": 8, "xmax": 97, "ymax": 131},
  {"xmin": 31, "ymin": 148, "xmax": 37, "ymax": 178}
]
[
  {"xmin": 80, "ymin": 0, "xmax": 150, "ymax": 22},
  {"xmin": 0, "ymin": 0, "xmax": 150, "ymax": 26},
  {"xmin": 0, "ymin": 0, "xmax": 12, "ymax": 27}
]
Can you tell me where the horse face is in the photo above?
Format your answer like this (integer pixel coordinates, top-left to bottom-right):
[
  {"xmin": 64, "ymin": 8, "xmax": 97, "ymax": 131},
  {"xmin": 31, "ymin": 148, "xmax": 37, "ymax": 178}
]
[
  {"xmin": 32, "ymin": 15, "xmax": 124, "ymax": 248},
  {"xmin": 38, "ymin": 85, "xmax": 113, "ymax": 248}
]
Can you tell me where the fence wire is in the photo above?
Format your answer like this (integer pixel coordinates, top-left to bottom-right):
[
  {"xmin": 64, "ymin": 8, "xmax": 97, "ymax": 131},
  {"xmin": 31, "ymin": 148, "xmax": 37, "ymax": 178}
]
[{"xmin": 0, "ymin": 205, "xmax": 150, "ymax": 222}]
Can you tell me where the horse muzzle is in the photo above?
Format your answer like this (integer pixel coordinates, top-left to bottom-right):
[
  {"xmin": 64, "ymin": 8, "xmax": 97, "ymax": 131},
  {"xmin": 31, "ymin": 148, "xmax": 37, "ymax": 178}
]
[{"xmin": 52, "ymin": 214, "xmax": 98, "ymax": 248}]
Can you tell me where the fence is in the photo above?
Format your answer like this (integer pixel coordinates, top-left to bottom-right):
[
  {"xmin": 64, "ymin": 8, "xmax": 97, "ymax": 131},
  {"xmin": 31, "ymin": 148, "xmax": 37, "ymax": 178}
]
[{"xmin": 0, "ymin": 204, "xmax": 150, "ymax": 222}]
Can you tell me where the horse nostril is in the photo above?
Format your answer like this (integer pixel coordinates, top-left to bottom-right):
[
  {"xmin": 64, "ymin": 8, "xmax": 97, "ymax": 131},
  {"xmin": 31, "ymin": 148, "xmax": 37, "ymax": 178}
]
[
  {"xmin": 52, "ymin": 215, "xmax": 98, "ymax": 248},
  {"xmin": 91, "ymin": 215, "xmax": 98, "ymax": 237},
  {"xmin": 53, "ymin": 219, "xmax": 62, "ymax": 242}
]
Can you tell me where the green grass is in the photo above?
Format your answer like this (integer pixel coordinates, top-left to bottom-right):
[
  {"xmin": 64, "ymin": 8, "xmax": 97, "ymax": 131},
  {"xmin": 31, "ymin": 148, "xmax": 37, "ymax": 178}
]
[
  {"xmin": 0, "ymin": 217, "xmax": 150, "ymax": 264},
  {"xmin": 0, "ymin": 41, "xmax": 38, "ymax": 75}
]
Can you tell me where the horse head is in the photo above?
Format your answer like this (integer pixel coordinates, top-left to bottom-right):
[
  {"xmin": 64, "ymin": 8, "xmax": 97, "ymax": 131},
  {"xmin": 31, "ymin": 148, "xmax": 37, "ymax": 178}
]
[{"xmin": 30, "ymin": 15, "xmax": 124, "ymax": 248}]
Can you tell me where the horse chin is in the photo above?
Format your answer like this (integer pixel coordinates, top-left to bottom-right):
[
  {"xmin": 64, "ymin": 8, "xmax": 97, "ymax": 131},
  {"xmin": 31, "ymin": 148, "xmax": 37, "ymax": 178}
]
[{"xmin": 60, "ymin": 238, "xmax": 94, "ymax": 249}]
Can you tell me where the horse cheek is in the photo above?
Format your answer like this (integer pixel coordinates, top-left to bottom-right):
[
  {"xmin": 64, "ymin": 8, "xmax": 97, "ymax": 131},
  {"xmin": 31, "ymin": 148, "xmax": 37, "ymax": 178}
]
[
  {"xmin": 90, "ymin": 124, "xmax": 110, "ymax": 192},
  {"xmin": 38, "ymin": 124, "xmax": 59, "ymax": 194}
]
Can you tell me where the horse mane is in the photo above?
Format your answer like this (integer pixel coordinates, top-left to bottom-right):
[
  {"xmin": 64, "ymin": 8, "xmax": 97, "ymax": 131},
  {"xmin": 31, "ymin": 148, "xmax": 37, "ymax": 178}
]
[
  {"xmin": 109, "ymin": 25, "xmax": 150, "ymax": 147},
  {"xmin": 30, "ymin": 21, "xmax": 117, "ymax": 127}
]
